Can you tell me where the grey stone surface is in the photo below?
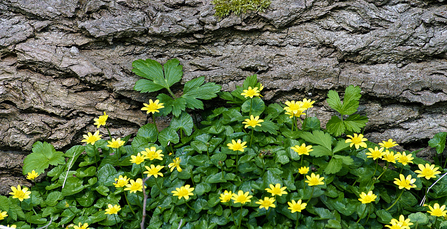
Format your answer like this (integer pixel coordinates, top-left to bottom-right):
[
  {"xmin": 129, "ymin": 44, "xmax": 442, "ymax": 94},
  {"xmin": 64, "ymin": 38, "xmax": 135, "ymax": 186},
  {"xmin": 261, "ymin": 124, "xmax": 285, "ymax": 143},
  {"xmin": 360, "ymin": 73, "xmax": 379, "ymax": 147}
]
[{"xmin": 2, "ymin": 0, "xmax": 447, "ymax": 193}]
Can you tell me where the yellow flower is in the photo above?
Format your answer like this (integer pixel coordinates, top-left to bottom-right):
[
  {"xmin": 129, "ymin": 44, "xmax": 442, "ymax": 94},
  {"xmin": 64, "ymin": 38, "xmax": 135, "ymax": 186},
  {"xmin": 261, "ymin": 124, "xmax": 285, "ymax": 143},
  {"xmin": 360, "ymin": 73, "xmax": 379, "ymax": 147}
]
[
  {"xmin": 130, "ymin": 153, "xmax": 146, "ymax": 165},
  {"xmin": 389, "ymin": 215, "xmax": 413, "ymax": 228},
  {"xmin": 396, "ymin": 152, "xmax": 414, "ymax": 166},
  {"xmin": 232, "ymin": 190, "xmax": 253, "ymax": 204},
  {"xmin": 172, "ymin": 185, "xmax": 195, "ymax": 200},
  {"xmin": 366, "ymin": 147, "xmax": 384, "ymax": 160},
  {"xmin": 382, "ymin": 150, "xmax": 397, "ymax": 163},
  {"xmin": 94, "ymin": 112, "xmax": 108, "ymax": 128},
  {"xmin": 298, "ymin": 166, "xmax": 309, "ymax": 175},
  {"xmin": 105, "ymin": 204, "xmax": 121, "ymax": 215},
  {"xmin": 73, "ymin": 223, "xmax": 89, "ymax": 229},
  {"xmin": 358, "ymin": 191, "xmax": 377, "ymax": 204},
  {"xmin": 0, "ymin": 210, "xmax": 8, "ymax": 220},
  {"xmin": 142, "ymin": 99, "xmax": 164, "ymax": 114},
  {"xmin": 384, "ymin": 224, "xmax": 404, "ymax": 229},
  {"xmin": 241, "ymin": 86, "xmax": 260, "ymax": 98},
  {"xmin": 9, "ymin": 185, "xmax": 31, "ymax": 201},
  {"xmin": 7, "ymin": 225, "xmax": 16, "ymax": 229},
  {"xmin": 428, "ymin": 203, "xmax": 447, "ymax": 217},
  {"xmin": 345, "ymin": 133, "xmax": 368, "ymax": 149},
  {"xmin": 143, "ymin": 165, "xmax": 164, "ymax": 178},
  {"xmin": 255, "ymin": 197, "xmax": 276, "ymax": 210},
  {"xmin": 291, "ymin": 143, "xmax": 313, "ymax": 156},
  {"xmin": 107, "ymin": 138, "xmax": 125, "ymax": 149},
  {"xmin": 124, "ymin": 178, "xmax": 144, "ymax": 193},
  {"xmin": 168, "ymin": 158, "xmax": 182, "ymax": 172},
  {"xmin": 141, "ymin": 147, "xmax": 164, "ymax": 161},
  {"xmin": 242, "ymin": 115, "xmax": 264, "ymax": 129},
  {"xmin": 114, "ymin": 175, "xmax": 130, "ymax": 188},
  {"xmin": 227, "ymin": 139, "xmax": 247, "ymax": 152},
  {"xmin": 81, "ymin": 131, "xmax": 102, "ymax": 145},
  {"xmin": 26, "ymin": 170, "xmax": 39, "ymax": 181},
  {"xmin": 301, "ymin": 98, "xmax": 315, "ymax": 109},
  {"xmin": 219, "ymin": 190, "xmax": 233, "ymax": 203},
  {"xmin": 287, "ymin": 199, "xmax": 307, "ymax": 213},
  {"xmin": 394, "ymin": 174, "xmax": 416, "ymax": 190},
  {"xmin": 305, "ymin": 173, "xmax": 325, "ymax": 186},
  {"xmin": 284, "ymin": 101, "xmax": 307, "ymax": 117},
  {"xmin": 415, "ymin": 163, "xmax": 440, "ymax": 180},
  {"xmin": 265, "ymin": 183, "xmax": 287, "ymax": 197},
  {"xmin": 379, "ymin": 139, "xmax": 398, "ymax": 149}
]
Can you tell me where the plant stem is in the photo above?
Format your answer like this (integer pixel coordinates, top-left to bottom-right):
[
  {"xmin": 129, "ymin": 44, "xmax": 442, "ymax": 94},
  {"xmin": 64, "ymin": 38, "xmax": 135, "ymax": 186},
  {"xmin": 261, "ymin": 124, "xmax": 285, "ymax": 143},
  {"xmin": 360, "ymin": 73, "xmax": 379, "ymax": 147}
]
[
  {"xmin": 106, "ymin": 124, "xmax": 112, "ymax": 140},
  {"xmin": 166, "ymin": 87, "xmax": 177, "ymax": 98},
  {"xmin": 113, "ymin": 214, "xmax": 119, "ymax": 225},
  {"xmin": 356, "ymin": 204, "xmax": 368, "ymax": 224},
  {"xmin": 155, "ymin": 177, "xmax": 168, "ymax": 195},
  {"xmin": 190, "ymin": 169, "xmax": 195, "ymax": 186},
  {"xmin": 386, "ymin": 190, "xmax": 404, "ymax": 211},
  {"xmin": 236, "ymin": 150, "xmax": 239, "ymax": 176},
  {"xmin": 443, "ymin": 157, "xmax": 447, "ymax": 169},
  {"xmin": 185, "ymin": 201, "xmax": 195, "ymax": 211},
  {"xmin": 124, "ymin": 191, "xmax": 136, "ymax": 215},
  {"xmin": 237, "ymin": 206, "xmax": 243, "ymax": 229},
  {"xmin": 152, "ymin": 113, "xmax": 158, "ymax": 132},
  {"xmin": 229, "ymin": 203, "xmax": 235, "ymax": 222},
  {"xmin": 306, "ymin": 187, "xmax": 315, "ymax": 204},
  {"xmin": 295, "ymin": 212, "xmax": 300, "ymax": 229},
  {"xmin": 249, "ymin": 129, "xmax": 254, "ymax": 147}
]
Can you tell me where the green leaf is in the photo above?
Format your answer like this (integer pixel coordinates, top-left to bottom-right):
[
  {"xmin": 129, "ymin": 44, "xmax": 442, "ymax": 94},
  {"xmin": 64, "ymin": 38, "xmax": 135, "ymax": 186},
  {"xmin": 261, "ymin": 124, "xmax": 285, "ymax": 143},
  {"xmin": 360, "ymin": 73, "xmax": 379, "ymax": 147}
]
[
  {"xmin": 325, "ymin": 157, "xmax": 343, "ymax": 174},
  {"xmin": 376, "ymin": 209, "xmax": 393, "ymax": 224},
  {"xmin": 310, "ymin": 145, "xmax": 333, "ymax": 157},
  {"xmin": 172, "ymin": 97, "xmax": 187, "ymax": 117},
  {"xmin": 205, "ymin": 173, "xmax": 227, "ymax": 183},
  {"xmin": 182, "ymin": 77, "xmax": 221, "ymax": 100},
  {"xmin": 326, "ymin": 116, "xmax": 345, "ymax": 137},
  {"xmin": 300, "ymin": 130, "xmax": 333, "ymax": 151},
  {"xmin": 333, "ymin": 155, "xmax": 354, "ymax": 166},
  {"xmin": 163, "ymin": 59, "xmax": 183, "ymax": 87},
  {"xmin": 0, "ymin": 196, "xmax": 9, "ymax": 211},
  {"xmin": 171, "ymin": 111, "xmax": 194, "ymax": 136},
  {"xmin": 157, "ymin": 93, "xmax": 174, "ymax": 116},
  {"xmin": 255, "ymin": 120, "xmax": 278, "ymax": 135},
  {"xmin": 134, "ymin": 79, "xmax": 165, "ymax": 93},
  {"xmin": 327, "ymin": 85, "xmax": 361, "ymax": 115},
  {"xmin": 241, "ymin": 97, "xmax": 265, "ymax": 116},
  {"xmin": 429, "ymin": 132, "xmax": 447, "ymax": 154},
  {"xmin": 132, "ymin": 59, "xmax": 163, "ymax": 81},
  {"xmin": 344, "ymin": 114, "xmax": 368, "ymax": 133},
  {"xmin": 158, "ymin": 127, "xmax": 179, "ymax": 147},
  {"xmin": 333, "ymin": 140, "xmax": 350, "ymax": 153},
  {"xmin": 302, "ymin": 117, "xmax": 321, "ymax": 131},
  {"xmin": 327, "ymin": 90, "xmax": 343, "ymax": 114},
  {"xmin": 97, "ymin": 164, "xmax": 118, "ymax": 187},
  {"xmin": 45, "ymin": 191, "xmax": 63, "ymax": 206},
  {"xmin": 96, "ymin": 185, "xmax": 110, "ymax": 196},
  {"xmin": 243, "ymin": 74, "xmax": 258, "ymax": 89},
  {"xmin": 137, "ymin": 123, "xmax": 158, "ymax": 142},
  {"xmin": 408, "ymin": 212, "xmax": 428, "ymax": 225},
  {"xmin": 23, "ymin": 141, "xmax": 65, "ymax": 175},
  {"xmin": 61, "ymin": 177, "xmax": 85, "ymax": 196}
]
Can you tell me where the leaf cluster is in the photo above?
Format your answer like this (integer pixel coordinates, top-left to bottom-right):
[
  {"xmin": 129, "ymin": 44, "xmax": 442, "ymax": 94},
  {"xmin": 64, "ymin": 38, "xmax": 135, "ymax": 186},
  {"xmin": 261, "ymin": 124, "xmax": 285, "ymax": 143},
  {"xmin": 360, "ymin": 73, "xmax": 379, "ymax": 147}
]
[{"xmin": 211, "ymin": 0, "xmax": 271, "ymax": 17}]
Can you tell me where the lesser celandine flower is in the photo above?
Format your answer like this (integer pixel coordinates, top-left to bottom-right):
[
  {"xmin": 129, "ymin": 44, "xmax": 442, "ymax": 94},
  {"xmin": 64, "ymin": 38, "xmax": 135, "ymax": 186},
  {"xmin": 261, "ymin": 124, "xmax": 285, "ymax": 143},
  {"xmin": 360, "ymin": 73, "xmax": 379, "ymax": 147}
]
[
  {"xmin": 0, "ymin": 210, "xmax": 7, "ymax": 220},
  {"xmin": 265, "ymin": 183, "xmax": 287, "ymax": 196},
  {"xmin": 144, "ymin": 165, "xmax": 164, "ymax": 178},
  {"xmin": 285, "ymin": 109, "xmax": 306, "ymax": 118},
  {"xmin": 298, "ymin": 166, "xmax": 309, "ymax": 175},
  {"xmin": 394, "ymin": 174, "xmax": 416, "ymax": 190},
  {"xmin": 390, "ymin": 215, "xmax": 413, "ymax": 228},
  {"xmin": 241, "ymin": 86, "xmax": 261, "ymax": 98},
  {"xmin": 291, "ymin": 143, "xmax": 313, "ymax": 156},
  {"xmin": 284, "ymin": 101, "xmax": 305, "ymax": 115},
  {"xmin": 358, "ymin": 191, "xmax": 377, "ymax": 204},
  {"xmin": 242, "ymin": 115, "xmax": 264, "ymax": 129},
  {"xmin": 82, "ymin": 131, "xmax": 102, "ymax": 145},
  {"xmin": 105, "ymin": 204, "xmax": 121, "ymax": 215},
  {"xmin": 141, "ymin": 99, "xmax": 164, "ymax": 114},
  {"xmin": 256, "ymin": 197, "xmax": 276, "ymax": 210},
  {"xmin": 219, "ymin": 190, "xmax": 233, "ymax": 203},
  {"xmin": 168, "ymin": 158, "xmax": 182, "ymax": 172},
  {"xmin": 415, "ymin": 163, "xmax": 441, "ymax": 180},
  {"xmin": 107, "ymin": 138, "xmax": 125, "ymax": 149},
  {"xmin": 382, "ymin": 150, "xmax": 397, "ymax": 163},
  {"xmin": 113, "ymin": 175, "xmax": 129, "ymax": 188},
  {"xmin": 124, "ymin": 178, "xmax": 144, "ymax": 193},
  {"xmin": 366, "ymin": 147, "xmax": 384, "ymax": 160},
  {"xmin": 141, "ymin": 147, "xmax": 164, "ymax": 161},
  {"xmin": 26, "ymin": 170, "xmax": 39, "ymax": 181},
  {"xmin": 384, "ymin": 223, "xmax": 405, "ymax": 229},
  {"xmin": 172, "ymin": 185, "xmax": 195, "ymax": 200},
  {"xmin": 345, "ymin": 133, "xmax": 367, "ymax": 149},
  {"xmin": 428, "ymin": 203, "xmax": 447, "ymax": 217},
  {"xmin": 232, "ymin": 190, "xmax": 253, "ymax": 204},
  {"xmin": 227, "ymin": 139, "xmax": 247, "ymax": 152},
  {"xmin": 9, "ymin": 185, "xmax": 31, "ymax": 201},
  {"xmin": 396, "ymin": 152, "xmax": 413, "ymax": 166},
  {"xmin": 130, "ymin": 153, "xmax": 146, "ymax": 165},
  {"xmin": 74, "ymin": 222, "xmax": 89, "ymax": 229},
  {"xmin": 301, "ymin": 98, "xmax": 315, "ymax": 109},
  {"xmin": 288, "ymin": 199, "xmax": 307, "ymax": 213},
  {"xmin": 305, "ymin": 173, "xmax": 325, "ymax": 186},
  {"xmin": 379, "ymin": 139, "xmax": 398, "ymax": 149},
  {"xmin": 94, "ymin": 112, "xmax": 108, "ymax": 128},
  {"xmin": 7, "ymin": 225, "xmax": 16, "ymax": 229}
]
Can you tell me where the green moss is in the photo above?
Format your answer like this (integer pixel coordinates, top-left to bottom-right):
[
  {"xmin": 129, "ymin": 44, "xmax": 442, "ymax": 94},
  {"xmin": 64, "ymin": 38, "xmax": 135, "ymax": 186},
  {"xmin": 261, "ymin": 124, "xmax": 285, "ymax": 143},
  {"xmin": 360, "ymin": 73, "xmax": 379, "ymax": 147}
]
[{"xmin": 211, "ymin": 0, "xmax": 271, "ymax": 17}]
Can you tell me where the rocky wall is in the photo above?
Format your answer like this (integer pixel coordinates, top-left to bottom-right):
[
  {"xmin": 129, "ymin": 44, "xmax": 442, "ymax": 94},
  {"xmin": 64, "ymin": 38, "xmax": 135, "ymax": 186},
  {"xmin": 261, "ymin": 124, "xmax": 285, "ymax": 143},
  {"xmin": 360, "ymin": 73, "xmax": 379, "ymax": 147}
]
[{"xmin": 1, "ymin": 0, "xmax": 447, "ymax": 194}]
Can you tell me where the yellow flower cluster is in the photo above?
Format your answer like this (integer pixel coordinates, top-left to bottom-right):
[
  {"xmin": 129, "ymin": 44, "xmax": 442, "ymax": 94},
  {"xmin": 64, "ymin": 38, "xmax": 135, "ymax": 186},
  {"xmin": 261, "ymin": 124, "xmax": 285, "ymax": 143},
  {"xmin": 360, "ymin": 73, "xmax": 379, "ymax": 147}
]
[{"xmin": 283, "ymin": 99, "xmax": 315, "ymax": 118}]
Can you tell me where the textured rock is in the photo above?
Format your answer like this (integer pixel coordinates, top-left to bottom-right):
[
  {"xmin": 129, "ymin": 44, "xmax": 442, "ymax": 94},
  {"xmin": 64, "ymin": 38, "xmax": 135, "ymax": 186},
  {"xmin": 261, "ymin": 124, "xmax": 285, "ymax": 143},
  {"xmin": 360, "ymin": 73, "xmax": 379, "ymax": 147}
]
[{"xmin": 2, "ymin": 0, "xmax": 447, "ymax": 194}]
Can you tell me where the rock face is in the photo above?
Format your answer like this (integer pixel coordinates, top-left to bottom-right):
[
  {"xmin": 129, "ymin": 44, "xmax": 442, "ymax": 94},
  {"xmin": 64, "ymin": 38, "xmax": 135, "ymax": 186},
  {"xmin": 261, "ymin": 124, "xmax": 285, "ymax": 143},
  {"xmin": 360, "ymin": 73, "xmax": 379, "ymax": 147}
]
[{"xmin": 1, "ymin": 0, "xmax": 447, "ymax": 193}]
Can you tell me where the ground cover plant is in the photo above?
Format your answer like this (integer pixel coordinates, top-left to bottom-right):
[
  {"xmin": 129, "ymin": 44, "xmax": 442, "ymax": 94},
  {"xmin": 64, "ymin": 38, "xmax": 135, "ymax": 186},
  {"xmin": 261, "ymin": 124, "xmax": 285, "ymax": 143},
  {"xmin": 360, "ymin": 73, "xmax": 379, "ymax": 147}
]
[{"xmin": 2, "ymin": 58, "xmax": 447, "ymax": 228}]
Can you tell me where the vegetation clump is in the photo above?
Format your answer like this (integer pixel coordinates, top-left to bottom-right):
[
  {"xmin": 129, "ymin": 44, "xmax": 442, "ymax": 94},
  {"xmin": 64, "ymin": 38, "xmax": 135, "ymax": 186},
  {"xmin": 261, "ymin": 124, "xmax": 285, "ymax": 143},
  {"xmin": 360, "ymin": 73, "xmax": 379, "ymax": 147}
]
[{"xmin": 212, "ymin": 0, "xmax": 271, "ymax": 17}]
